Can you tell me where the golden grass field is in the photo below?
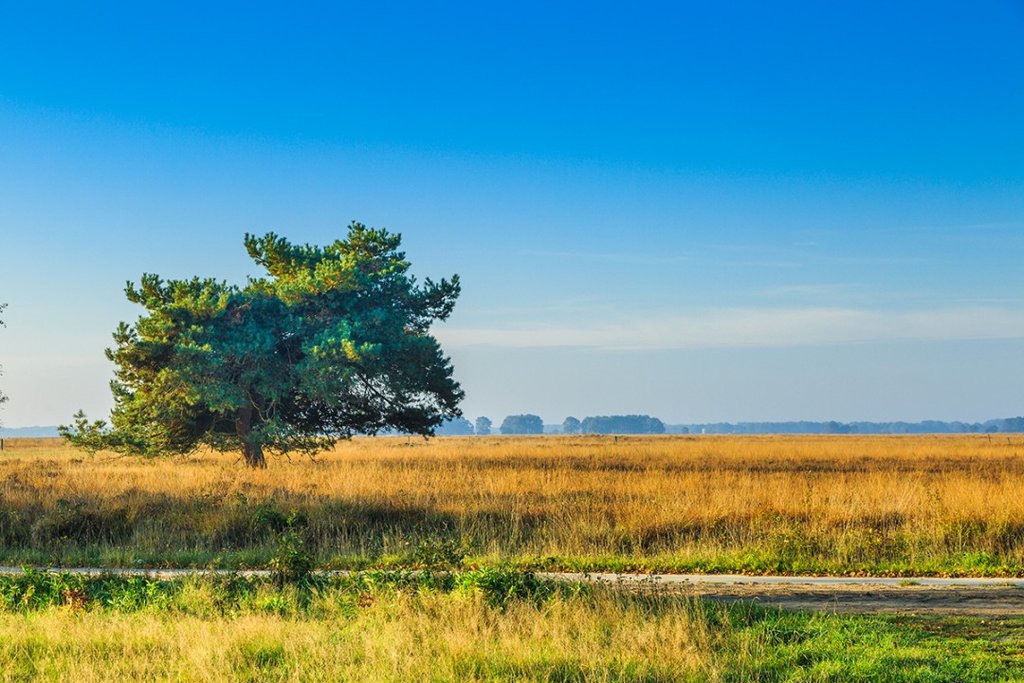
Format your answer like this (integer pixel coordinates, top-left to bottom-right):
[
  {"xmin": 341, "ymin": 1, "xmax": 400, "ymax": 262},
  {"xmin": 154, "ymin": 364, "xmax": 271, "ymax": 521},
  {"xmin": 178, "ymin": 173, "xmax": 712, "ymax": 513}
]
[
  {"xmin": 1, "ymin": 434, "xmax": 1024, "ymax": 573},
  {"xmin": 2, "ymin": 435, "xmax": 1024, "ymax": 681}
]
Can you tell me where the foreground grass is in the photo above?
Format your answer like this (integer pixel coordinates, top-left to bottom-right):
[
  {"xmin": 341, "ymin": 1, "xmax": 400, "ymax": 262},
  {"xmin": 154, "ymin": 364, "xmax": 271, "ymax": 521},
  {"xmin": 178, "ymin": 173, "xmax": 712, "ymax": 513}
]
[
  {"xmin": 3, "ymin": 435, "xmax": 1024, "ymax": 575},
  {"xmin": 0, "ymin": 571, "xmax": 1019, "ymax": 681}
]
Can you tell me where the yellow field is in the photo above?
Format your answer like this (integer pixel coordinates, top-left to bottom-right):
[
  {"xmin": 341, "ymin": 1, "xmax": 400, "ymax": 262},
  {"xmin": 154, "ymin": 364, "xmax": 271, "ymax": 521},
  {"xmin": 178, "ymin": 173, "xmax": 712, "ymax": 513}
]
[{"xmin": 1, "ymin": 435, "xmax": 1023, "ymax": 573}]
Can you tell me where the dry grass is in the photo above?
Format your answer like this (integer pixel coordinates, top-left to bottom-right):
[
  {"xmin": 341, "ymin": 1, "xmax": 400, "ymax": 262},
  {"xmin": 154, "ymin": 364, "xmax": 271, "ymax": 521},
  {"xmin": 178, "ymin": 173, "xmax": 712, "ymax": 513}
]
[
  {"xmin": 2, "ymin": 435, "xmax": 1024, "ymax": 573},
  {"xmin": 0, "ymin": 587, "xmax": 1015, "ymax": 682},
  {"xmin": 0, "ymin": 593, "xmax": 713, "ymax": 682}
]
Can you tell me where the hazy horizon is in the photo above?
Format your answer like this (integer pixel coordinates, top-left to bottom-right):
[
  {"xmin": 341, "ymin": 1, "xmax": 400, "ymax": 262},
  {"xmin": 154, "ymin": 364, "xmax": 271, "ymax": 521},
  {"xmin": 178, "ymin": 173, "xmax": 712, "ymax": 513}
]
[{"xmin": 1, "ymin": 2, "xmax": 1022, "ymax": 428}]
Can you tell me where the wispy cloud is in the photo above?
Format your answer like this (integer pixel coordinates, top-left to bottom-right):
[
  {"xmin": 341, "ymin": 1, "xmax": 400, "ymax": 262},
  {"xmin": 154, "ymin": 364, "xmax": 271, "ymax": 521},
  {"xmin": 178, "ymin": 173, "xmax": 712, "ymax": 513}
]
[
  {"xmin": 437, "ymin": 307, "xmax": 1024, "ymax": 351},
  {"xmin": 506, "ymin": 248, "xmax": 698, "ymax": 266},
  {"xmin": 752, "ymin": 283, "xmax": 862, "ymax": 298}
]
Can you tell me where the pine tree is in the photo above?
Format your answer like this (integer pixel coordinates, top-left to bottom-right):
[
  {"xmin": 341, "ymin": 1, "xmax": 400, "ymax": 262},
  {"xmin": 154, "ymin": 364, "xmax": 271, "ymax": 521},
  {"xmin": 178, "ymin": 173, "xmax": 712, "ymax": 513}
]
[{"xmin": 61, "ymin": 223, "xmax": 463, "ymax": 467}]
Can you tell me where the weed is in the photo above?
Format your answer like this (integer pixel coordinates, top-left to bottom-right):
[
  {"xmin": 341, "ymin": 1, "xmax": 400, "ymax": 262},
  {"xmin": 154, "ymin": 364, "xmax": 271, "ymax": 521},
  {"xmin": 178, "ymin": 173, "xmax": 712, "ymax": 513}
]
[
  {"xmin": 268, "ymin": 512, "xmax": 315, "ymax": 587},
  {"xmin": 412, "ymin": 536, "xmax": 467, "ymax": 570},
  {"xmin": 454, "ymin": 568, "xmax": 558, "ymax": 607}
]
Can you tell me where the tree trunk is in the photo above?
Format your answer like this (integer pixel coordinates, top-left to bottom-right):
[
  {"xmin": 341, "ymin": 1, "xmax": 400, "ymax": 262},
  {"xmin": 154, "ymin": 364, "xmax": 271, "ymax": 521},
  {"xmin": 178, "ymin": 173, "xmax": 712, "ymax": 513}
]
[{"xmin": 236, "ymin": 405, "xmax": 267, "ymax": 469}]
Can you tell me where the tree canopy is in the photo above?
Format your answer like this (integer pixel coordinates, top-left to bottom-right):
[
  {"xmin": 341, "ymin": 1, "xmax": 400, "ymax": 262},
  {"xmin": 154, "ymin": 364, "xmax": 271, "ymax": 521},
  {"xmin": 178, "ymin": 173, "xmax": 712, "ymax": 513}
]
[
  {"xmin": 500, "ymin": 414, "xmax": 543, "ymax": 435},
  {"xmin": 474, "ymin": 416, "xmax": 492, "ymax": 436},
  {"xmin": 60, "ymin": 224, "xmax": 463, "ymax": 467},
  {"xmin": 435, "ymin": 417, "xmax": 474, "ymax": 435},
  {"xmin": 580, "ymin": 415, "xmax": 665, "ymax": 435}
]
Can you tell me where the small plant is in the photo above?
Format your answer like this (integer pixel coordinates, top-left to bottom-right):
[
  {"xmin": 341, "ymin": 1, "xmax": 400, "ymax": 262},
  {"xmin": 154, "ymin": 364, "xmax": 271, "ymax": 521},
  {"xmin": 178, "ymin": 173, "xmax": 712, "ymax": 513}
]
[
  {"xmin": 454, "ymin": 568, "xmax": 555, "ymax": 607},
  {"xmin": 251, "ymin": 499, "xmax": 290, "ymax": 535},
  {"xmin": 61, "ymin": 587, "xmax": 90, "ymax": 612},
  {"xmin": 268, "ymin": 512, "xmax": 315, "ymax": 587},
  {"xmin": 412, "ymin": 537, "xmax": 468, "ymax": 570}
]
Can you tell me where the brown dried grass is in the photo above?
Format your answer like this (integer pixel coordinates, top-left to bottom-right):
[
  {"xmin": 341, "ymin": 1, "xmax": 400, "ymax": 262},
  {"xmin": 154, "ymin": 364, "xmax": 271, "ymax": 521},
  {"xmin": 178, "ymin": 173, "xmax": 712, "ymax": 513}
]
[{"xmin": 1, "ymin": 435, "xmax": 1023, "ymax": 572}]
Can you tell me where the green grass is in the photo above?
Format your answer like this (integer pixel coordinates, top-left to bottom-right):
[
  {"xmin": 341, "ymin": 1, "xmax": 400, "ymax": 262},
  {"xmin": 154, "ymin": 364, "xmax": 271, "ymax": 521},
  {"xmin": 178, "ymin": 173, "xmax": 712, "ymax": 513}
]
[
  {"xmin": 1, "ymin": 543, "xmax": 1022, "ymax": 580},
  {"xmin": 0, "ymin": 570, "xmax": 1019, "ymax": 681}
]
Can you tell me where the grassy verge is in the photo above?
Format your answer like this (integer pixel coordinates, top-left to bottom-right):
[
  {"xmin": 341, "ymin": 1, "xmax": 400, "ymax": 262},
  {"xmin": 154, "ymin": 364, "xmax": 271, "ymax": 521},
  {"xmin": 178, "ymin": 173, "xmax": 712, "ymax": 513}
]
[
  {"xmin": 0, "ymin": 545, "xmax": 1020, "ymax": 579},
  {"xmin": 0, "ymin": 570, "xmax": 1019, "ymax": 681}
]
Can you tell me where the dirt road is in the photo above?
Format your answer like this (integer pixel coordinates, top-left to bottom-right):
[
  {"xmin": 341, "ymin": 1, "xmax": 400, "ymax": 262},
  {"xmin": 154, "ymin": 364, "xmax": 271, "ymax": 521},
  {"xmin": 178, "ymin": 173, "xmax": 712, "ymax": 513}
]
[
  {"xmin": 550, "ymin": 573, "xmax": 1024, "ymax": 616},
  {"xmin": 677, "ymin": 584, "xmax": 1024, "ymax": 616}
]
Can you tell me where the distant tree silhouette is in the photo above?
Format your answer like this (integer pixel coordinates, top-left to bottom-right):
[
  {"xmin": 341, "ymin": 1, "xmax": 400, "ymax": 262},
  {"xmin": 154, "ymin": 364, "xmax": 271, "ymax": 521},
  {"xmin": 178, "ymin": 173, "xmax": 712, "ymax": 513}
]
[
  {"xmin": 580, "ymin": 415, "xmax": 665, "ymax": 435},
  {"xmin": 562, "ymin": 416, "xmax": 581, "ymax": 435},
  {"xmin": 475, "ymin": 416, "xmax": 492, "ymax": 436},
  {"xmin": 436, "ymin": 417, "xmax": 474, "ymax": 435},
  {"xmin": 500, "ymin": 414, "xmax": 543, "ymax": 435}
]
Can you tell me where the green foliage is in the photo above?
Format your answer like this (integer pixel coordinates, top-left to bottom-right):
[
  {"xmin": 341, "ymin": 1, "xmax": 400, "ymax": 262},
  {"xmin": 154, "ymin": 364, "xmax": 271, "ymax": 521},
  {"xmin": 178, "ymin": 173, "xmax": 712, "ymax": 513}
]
[
  {"xmin": 453, "ymin": 568, "xmax": 559, "ymax": 607},
  {"xmin": 56, "ymin": 411, "xmax": 114, "ymax": 454},
  {"xmin": 60, "ymin": 224, "xmax": 463, "ymax": 466},
  {"xmin": 411, "ymin": 537, "xmax": 468, "ymax": 570},
  {"xmin": 268, "ymin": 512, "xmax": 315, "ymax": 588},
  {"xmin": 0, "ymin": 569, "xmax": 565, "ymax": 614},
  {"xmin": 0, "ymin": 569, "xmax": 172, "ymax": 613}
]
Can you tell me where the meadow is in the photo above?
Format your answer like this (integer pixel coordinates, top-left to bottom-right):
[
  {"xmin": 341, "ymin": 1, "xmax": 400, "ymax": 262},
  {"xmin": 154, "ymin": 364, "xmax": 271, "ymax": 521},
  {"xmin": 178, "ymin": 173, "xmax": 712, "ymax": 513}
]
[
  {"xmin": 3, "ymin": 435, "xmax": 1024, "ymax": 681},
  {"xmin": 0, "ymin": 434, "xmax": 1022, "ymax": 575},
  {"xmin": 0, "ymin": 569, "xmax": 1019, "ymax": 681}
]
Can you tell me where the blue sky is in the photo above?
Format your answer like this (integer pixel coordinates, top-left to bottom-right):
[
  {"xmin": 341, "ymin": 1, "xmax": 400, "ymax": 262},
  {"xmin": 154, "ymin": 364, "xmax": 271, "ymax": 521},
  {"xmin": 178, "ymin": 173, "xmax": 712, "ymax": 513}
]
[{"xmin": 1, "ymin": 1, "xmax": 1022, "ymax": 427}]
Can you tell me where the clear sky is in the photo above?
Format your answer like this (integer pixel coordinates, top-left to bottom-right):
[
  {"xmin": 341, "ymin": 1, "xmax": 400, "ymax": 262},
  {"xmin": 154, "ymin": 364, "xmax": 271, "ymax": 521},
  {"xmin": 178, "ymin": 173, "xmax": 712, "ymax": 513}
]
[{"xmin": 1, "ymin": 1, "xmax": 1022, "ymax": 427}]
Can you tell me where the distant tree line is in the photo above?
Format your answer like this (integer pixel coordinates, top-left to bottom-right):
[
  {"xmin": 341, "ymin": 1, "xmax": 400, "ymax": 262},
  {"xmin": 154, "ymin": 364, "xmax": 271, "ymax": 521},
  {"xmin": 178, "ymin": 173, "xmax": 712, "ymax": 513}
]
[
  {"xmin": 673, "ymin": 418, "xmax": 1024, "ymax": 435},
  {"xmin": 578, "ymin": 415, "xmax": 665, "ymax": 434},
  {"xmin": 434, "ymin": 417, "xmax": 475, "ymax": 435},
  {"xmin": 374, "ymin": 415, "xmax": 1024, "ymax": 437},
  {"xmin": 432, "ymin": 414, "xmax": 537, "ymax": 435},
  {"xmin": 496, "ymin": 414, "xmax": 666, "ymax": 435},
  {"xmin": 431, "ymin": 415, "xmax": 1024, "ymax": 437},
  {"xmin": 10, "ymin": 413, "xmax": 1024, "ymax": 439},
  {"xmin": 500, "ymin": 414, "xmax": 544, "ymax": 435}
]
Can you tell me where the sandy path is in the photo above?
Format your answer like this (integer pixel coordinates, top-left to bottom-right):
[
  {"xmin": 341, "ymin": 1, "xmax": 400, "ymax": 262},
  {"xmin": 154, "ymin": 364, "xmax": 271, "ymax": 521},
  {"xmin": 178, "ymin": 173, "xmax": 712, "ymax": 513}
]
[
  {"xmin": 666, "ymin": 584, "xmax": 1024, "ymax": 616},
  {"xmin": 550, "ymin": 572, "xmax": 1024, "ymax": 615}
]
